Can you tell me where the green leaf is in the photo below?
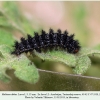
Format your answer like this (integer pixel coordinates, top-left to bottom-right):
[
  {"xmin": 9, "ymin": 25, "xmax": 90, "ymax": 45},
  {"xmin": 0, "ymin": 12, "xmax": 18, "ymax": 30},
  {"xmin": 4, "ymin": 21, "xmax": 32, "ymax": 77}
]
[
  {"xmin": 0, "ymin": 45, "xmax": 13, "ymax": 59},
  {"xmin": 0, "ymin": 29, "xmax": 14, "ymax": 46},
  {"xmin": 73, "ymin": 55, "xmax": 91, "ymax": 74},
  {"xmin": 0, "ymin": 45, "xmax": 13, "ymax": 82},
  {"xmin": 0, "ymin": 45, "xmax": 39, "ymax": 84},
  {"xmin": 0, "ymin": 2, "xmax": 39, "ymax": 83},
  {"xmin": 12, "ymin": 55, "xmax": 39, "ymax": 84},
  {"xmin": 78, "ymin": 48, "xmax": 100, "ymax": 56},
  {"xmin": 34, "ymin": 50, "xmax": 76, "ymax": 67}
]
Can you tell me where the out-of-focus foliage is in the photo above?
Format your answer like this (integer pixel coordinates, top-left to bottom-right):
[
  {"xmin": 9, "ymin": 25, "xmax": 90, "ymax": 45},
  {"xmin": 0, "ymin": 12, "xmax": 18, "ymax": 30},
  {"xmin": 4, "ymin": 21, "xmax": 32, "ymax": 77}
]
[
  {"xmin": 0, "ymin": 29, "xmax": 14, "ymax": 46},
  {"xmin": 0, "ymin": 1, "xmax": 34, "ymax": 35},
  {"xmin": 71, "ymin": 4, "xmax": 89, "ymax": 46}
]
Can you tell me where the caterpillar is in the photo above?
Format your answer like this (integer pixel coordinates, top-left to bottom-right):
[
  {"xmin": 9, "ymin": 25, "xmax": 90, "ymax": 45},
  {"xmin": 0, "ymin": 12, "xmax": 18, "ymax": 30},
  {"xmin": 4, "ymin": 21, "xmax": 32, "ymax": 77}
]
[{"xmin": 11, "ymin": 29, "xmax": 81, "ymax": 55}]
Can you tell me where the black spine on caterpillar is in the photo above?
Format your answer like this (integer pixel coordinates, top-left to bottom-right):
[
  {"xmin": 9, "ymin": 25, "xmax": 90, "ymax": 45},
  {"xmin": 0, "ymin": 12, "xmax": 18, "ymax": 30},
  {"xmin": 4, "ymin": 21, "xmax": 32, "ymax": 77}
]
[{"xmin": 11, "ymin": 29, "xmax": 81, "ymax": 55}]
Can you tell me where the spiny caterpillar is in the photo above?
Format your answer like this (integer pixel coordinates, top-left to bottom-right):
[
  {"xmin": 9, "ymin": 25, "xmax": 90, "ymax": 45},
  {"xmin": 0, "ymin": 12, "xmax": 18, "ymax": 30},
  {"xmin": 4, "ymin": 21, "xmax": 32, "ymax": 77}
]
[{"xmin": 11, "ymin": 29, "xmax": 81, "ymax": 55}]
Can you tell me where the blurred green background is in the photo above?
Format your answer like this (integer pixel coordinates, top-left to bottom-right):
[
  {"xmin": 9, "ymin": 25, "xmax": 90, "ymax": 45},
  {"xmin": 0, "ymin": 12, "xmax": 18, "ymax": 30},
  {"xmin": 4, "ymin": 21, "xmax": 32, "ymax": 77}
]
[{"xmin": 0, "ymin": 1, "xmax": 100, "ymax": 90}]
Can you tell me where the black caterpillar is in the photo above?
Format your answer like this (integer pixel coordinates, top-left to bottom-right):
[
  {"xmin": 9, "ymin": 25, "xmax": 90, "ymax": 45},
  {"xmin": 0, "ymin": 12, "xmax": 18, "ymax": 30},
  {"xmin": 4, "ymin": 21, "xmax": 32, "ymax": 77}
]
[{"xmin": 11, "ymin": 29, "xmax": 81, "ymax": 55}]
